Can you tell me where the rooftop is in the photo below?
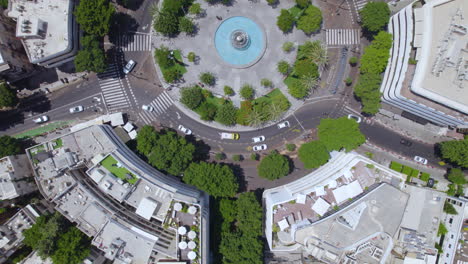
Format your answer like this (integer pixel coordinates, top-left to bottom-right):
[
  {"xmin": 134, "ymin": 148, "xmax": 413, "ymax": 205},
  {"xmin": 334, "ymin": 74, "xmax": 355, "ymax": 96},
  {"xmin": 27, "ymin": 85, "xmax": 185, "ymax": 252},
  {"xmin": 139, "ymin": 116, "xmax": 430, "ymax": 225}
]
[
  {"xmin": 0, "ymin": 155, "xmax": 35, "ymax": 200},
  {"xmin": 7, "ymin": 0, "xmax": 73, "ymax": 64}
]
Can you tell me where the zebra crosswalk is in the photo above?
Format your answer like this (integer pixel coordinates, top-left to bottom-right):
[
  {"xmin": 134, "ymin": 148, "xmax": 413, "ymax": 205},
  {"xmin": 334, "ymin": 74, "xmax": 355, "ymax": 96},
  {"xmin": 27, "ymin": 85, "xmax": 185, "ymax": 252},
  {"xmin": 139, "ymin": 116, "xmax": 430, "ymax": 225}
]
[
  {"xmin": 353, "ymin": 0, "xmax": 368, "ymax": 11},
  {"xmin": 116, "ymin": 33, "xmax": 152, "ymax": 52},
  {"xmin": 98, "ymin": 63, "xmax": 131, "ymax": 112},
  {"xmin": 138, "ymin": 91, "xmax": 175, "ymax": 124},
  {"xmin": 325, "ymin": 29, "xmax": 360, "ymax": 46}
]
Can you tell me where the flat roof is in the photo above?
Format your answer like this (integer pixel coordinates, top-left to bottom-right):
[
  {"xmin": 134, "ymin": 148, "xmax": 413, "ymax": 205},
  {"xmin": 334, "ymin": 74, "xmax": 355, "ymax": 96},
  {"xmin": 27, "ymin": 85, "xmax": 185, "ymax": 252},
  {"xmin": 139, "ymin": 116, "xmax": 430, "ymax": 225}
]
[{"xmin": 136, "ymin": 197, "xmax": 158, "ymax": 220}]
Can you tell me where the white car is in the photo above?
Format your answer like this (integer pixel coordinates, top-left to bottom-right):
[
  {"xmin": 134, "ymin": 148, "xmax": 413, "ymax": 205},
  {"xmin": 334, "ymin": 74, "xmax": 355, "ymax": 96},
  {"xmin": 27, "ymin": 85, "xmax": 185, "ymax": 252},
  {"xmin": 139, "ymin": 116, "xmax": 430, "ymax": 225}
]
[
  {"xmin": 414, "ymin": 156, "xmax": 428, "ymax": 165},
  {"xmin": 253, "ymin": 144, "xmax": 267, "ymax": 152},
  {"xmin": 347, "ymin": 114, "xmax": 362, "ymax": 123},
  {"xmin": 277, "ymin": 121, "xmax": 290, "ymax": 129},
  {"xmin": 123, "ymin": 60, "xmax": 136, "ymax": 74},
  {"xmin": 141, "ymin": 104, "xmax": 154, "ymax": 112},
  {"xmin": 252, "ymin": 136, "xmax": 265, "ymax": 143},
  {"xmin": 178, "ymin": 125, "xmax": 192, "ymax": 135},
  {"xmin": 69, "ymin": 105, "xmax": 84, "ymax": 113},
  {"xmin": 33, "ymin": 115, "xmax": 49, "ymax": 124}
]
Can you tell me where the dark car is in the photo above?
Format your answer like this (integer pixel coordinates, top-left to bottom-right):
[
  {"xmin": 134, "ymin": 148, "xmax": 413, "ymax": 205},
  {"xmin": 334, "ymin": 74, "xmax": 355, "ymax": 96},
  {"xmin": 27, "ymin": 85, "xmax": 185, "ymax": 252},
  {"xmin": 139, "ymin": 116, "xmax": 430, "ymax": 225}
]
[
  {"xmin": 427, "ymin": 178, "xmax": 435, "ymax": 188},
  {"xmin": 400, "ymin": 138, "xmax": 412, "ymax": 147}
]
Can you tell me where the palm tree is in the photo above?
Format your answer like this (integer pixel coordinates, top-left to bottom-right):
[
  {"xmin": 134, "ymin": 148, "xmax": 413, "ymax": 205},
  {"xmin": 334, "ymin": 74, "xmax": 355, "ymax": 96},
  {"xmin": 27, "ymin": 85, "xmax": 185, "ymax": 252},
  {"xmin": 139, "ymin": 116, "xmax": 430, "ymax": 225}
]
[
  {"xmin": 300, "ymin": 74, "xmax": 319, "ymax": 94},
  {"xmin": 306, "ymin": 41, "xmax": 328, "ymax": 70},
  {"xmin": 268, "ymin": 103, "xmax": 284, "ymax": 121},
  {"xmin": 247, "ymin": 109, "xmax": 264, "ymax": 127}
]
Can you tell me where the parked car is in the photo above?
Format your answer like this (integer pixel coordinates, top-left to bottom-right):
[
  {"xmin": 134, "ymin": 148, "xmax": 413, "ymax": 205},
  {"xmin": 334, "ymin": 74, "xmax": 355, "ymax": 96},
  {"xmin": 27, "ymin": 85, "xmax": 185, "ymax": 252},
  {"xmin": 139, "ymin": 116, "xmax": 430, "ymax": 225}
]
[
  {"xmin": 347, "ymin": 114, "xmax": 362, "ymax": 123},
  {"xmin": 123, "ymin": 60, "xmax": 136, "ymax": 74},
  {"xmin": 252, "ymin": 136, "xmax": 265, "ymax": 143},
  {"xmin": 400, "ymin": 138, "xmax": 412, "ymax": 147},
  {"xmin": 414, "ymin": 156, "xmax": 428, "ymax": 165},
  {"xmin": 33, "ymin": 115, "xmax": 49, "ymax": 124},
  {"xmin": 277, "ymin": 121, "xmax": 290, "ymax": 129},
  {"xmin": 427, "ymin": 178, "xmax": 435, "ymax": 188},
  {"xmin": 220, "ymin": 132, "xmax": 240, "ymax": 140},
  {"xmin": 252, "ymin": 144, "xmax": 267, "ymax": 152},
  {"xmin": 69, "ymin": 105, "xmax": 84, "ymax": 114},
  {"xmin": 141, "ymin": 104, "xmax": 154, "ymax": 112},
  {"xmin": 178, "ymin": 125, "xmax": 192, "ymax": 135}
]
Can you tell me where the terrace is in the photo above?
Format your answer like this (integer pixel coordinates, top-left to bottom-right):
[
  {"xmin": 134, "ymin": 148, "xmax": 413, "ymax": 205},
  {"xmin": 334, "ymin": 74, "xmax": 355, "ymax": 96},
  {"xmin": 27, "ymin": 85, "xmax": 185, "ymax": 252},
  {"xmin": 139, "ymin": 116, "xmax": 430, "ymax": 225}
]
[{"xmin": 100, "ymin": 155, "xmax": 138, "ymax": 185}]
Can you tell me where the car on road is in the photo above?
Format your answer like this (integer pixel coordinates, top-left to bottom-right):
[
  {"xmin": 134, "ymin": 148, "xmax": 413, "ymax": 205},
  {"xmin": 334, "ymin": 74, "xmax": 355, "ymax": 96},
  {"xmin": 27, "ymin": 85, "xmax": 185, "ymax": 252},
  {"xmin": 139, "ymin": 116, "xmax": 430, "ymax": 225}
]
[
  {"xmin": 33, "ymin": 115, "xmax": 49, "ymax": 124},
  {"xmin": 400, "ymin": 138, "xmax": 412, "ymax": 147},
  {"xmin": 252, "ymin": 136, "xmax": 265, "ymax": 143},
  {"xmin": 347, "ymin": 114, "xmax": 362, "ymax": 123},
  {"xmin": 277, "ymin": 121, "xmax": 290, "ymax": 129},
  {"xmin": 178, "ymin": 125, "xmax": 192, "ymax": 135},
  {"xmin": 69, "ymin": 105, "xmax": 84, "ymax": 114},
  {"xmin": 414, "ymin": 156, "xmax": 428, "ymax": 165},
  {"xmin": 141, "ymin": 104, "xmax": 154, "ymax": 112},
  {"xmin": 252, "ymin": 144, "xmax": 267, "ymax": 152},
  {"xmin": 123, "ymin": 60, "xmax": 136, "ymax": 74},
  {"xmin": 220, "ymin": 132, "xmax": 239, "ymax": 140}
]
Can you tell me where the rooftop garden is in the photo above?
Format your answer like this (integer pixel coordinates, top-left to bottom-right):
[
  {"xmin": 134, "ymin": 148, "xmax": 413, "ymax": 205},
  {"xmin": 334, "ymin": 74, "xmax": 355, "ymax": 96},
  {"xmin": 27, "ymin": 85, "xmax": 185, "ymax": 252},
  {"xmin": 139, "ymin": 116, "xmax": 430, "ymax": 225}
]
[{"xmin": 100, "ymin": 155, "xmax": 138, "ymax": 185}]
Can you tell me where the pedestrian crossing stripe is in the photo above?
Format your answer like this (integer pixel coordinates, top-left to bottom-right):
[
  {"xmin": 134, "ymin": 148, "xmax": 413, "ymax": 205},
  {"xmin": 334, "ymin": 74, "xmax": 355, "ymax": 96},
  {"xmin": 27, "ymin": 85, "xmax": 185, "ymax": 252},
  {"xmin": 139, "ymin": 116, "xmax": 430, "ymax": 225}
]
[
  {"xmin": 117, "ymin": 33, "xmax": 152, "ymax": 52},
  {"xmin": 138, "ymin": 92, "xmax": 175, "ymax": 125},
  {"xmin": 98, "ymin": 63, "xmax": 131, "ymax": 112},
  {"xmin": 325, "ymin": 29, "xmax": 360, "ymax": 46}
]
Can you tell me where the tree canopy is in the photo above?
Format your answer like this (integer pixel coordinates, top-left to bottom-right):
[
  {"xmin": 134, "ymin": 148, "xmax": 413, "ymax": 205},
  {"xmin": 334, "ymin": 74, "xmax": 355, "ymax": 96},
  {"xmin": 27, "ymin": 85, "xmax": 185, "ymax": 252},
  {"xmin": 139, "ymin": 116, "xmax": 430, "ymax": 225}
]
[
  {"xmin": 444, "ymin": 201, "xmax": 458, "ymax": 215},
  {"xmin": 257, "ymin": 150, "xmax": 290, "ymax": 180},
  {"xmin": 0, "ymin": 82, "xmax": 18, "ymax": 108},
  {"xmin": 50, "ymin": 227, "xmax": 91, "ymax": 264},
  {"xmin": 215, "ymin": 103, "xmax": 238, "ymax": 126},
  {"xmin": 438, "ymin": 137, "xmax": 468, "ymax": 168},
  {"xmin": 277, "ymin": 9, "xmax": 295, "ymax": 33},
  {"xmin": 183, "ymin": 162, "xmax": 238, "ymax": 197},
  {"xmin": 136, "ymin": 126, "xmax": 195, "ymax": 176},
  {"xmin": 297, "ymin": 5, "xmax": 322, "ymax": 34},
  {"xmin": 180, "ymin": 86, "xmax": 204, "ymax": 110},
  {"xmin": 154, "ymin": 11, "xmax": 180, "ymax": 36},
  {"xmin": 359, "ymin": 2, "xmax": 390, "ymax": 34},
  {"xmin": 360, "ymin": 31, "xmax": 393, "ymax": 74},
  {"xmin": 318, "ymin": 117, "xmax": 366, "ymax": 151},
  {"xmin": 447, "ymin": 168, "xmax": 467, "ymax": 185},
  {"xmin": 0, "ymin": 135, "xmax": 22, "ymax": 157},
  {"xmin": 74, "ymin": 35, "xmax": 107, "ymax": 73},
  {"xmin": 354, "ymin": 72, "xmax": 382, "ymax": 115},
  {"xmin": 74, "ymin": 0, "xmax": 115, "ymax": 37},
  {"xmin": 298, "ymin": 140, "xmax": 330, "ymax": 169}
]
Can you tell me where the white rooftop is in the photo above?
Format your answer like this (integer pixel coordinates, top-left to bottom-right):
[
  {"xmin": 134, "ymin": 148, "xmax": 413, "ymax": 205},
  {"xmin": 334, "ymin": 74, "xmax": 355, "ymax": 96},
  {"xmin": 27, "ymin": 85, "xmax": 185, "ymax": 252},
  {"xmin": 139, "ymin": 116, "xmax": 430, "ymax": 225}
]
[
  {"xmin": 332, "ymin": 181, "xmax": 363, "ymax": 204},
  {"xmin": 135, "ymin": 197, "xmax": 158, "ymax": 220},
  {"xmin": 7, "ymin": 0, "xmax": 73, "ymax": 63},
  {"xmin": 311, "ymin": 198, "xmax": 330, "ymax": 216}
]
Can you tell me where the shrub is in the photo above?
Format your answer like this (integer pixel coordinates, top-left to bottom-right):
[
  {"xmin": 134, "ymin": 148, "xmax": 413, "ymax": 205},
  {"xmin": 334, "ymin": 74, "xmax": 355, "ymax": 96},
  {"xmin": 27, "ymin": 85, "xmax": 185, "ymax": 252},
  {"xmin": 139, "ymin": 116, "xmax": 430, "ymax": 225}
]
[
  {"xmin": 154, "ymin": 11, "xmax": 179, "ymax": 36},
  {"xmin": 282, "ymin": 42, "xmax": 295, "ymax": 52},
  {"xmin": 288, "ymin": 81, "xmax": 308, "ymax": 99},
  {"xmin": 197, "ymin": 101, "xmax": 217, "ymax": 121},
  {"xmin": 180, "ymin": 86, "xmax": 204, "ymax": 109},
  {"xmin": 215, "ymin": 103, "xmax": 238, "ymax": 126},
  {"xmin": 278, "ymin": 60, "xmax": 291, "ymax": 75},
  {"xmin": 408, "ymin": 58, "xmax": 417, "ymax": 65},
  {"xmin": 250, "ymin": 153, "xmax": 259, "ymax": 161},
  {"xmin": 240, "ymin": 84, "xmax": 255, "ymax": 100},
  {"xmin": 277, "ymin": 9, "xmax": 295, "ymax": 33},
  {"xmin": 163, "ymin": 68, "xmax": 182, "ymax": 83},
  {"xmin": 297, "ymin": 5, "xmax": 322, "ymax": 34},
  {"xmin": 390, "ymin": 161, "xmax": 403, "ymax": 172},
  {"xmin": 236, "ymin": 100, "xmax": 253, "ymax": 125},
  {"xmin": 296, "ymin": 0, "xmax": 310, "ymax": 8},
  {"xmin": 232, "ymin": 154, "xmax": 242, "ymax": 162},
  {"xmin": 345, "ymin": 77, "xmax": 353, "ymax": 86},
  {"xmin": 199, "ymin": 72, "xmax": 215, "ymax": 86},
  {"xmin": 293, "ymin": 59, "xmax": 319, "ymax": 78},
  {"xmin": 188, "ymin": 52, "xmax": 196, "ymax": 62},
  {"xmin": 266, "ymin": 0, "xmax": 278, "ymax": 5},
  {"xmin": 261, "ymin": 78, "xmax": 273, "ymax": 88},
  {"xmin": 224, "ymin": 86, "xmax": 234, "ymax": 96},
  {"xmin": 443, "ymin": 201, "xmax": 458, "ymax": 215},
  {"xmin": 154, "ymin": 46, "xmax": 174, "ymax": 69},
  {"xmin": 189, "ymin": 3, "xmax": 202, "ymax": 14},
  {"xmin": 215, "ymin": 152, "xmax": 226, "ymax": 160},
  {"xmin": 286, "ymin": 143, "xmax": 296, "ymax": 151},
  {"xmin": 420, "ymin": 172, "xmax": 430, "ymax": 182},
  {"xmin": 401, "ymin": 166, "xmax": 412, "ymax": 176},
  {"xmin": 349, "ymin": 56, "xmax": 358, "ymax": 66},
  {"xmin": 179, "ymin": 17, "xmax": 195, "ymax": 34}
]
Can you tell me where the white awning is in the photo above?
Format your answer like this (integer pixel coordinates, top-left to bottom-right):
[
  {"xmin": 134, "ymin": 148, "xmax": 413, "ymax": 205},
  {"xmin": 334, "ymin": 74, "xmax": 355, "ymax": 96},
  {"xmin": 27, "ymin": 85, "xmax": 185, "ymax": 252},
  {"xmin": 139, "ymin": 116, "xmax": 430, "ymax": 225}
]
[
  {"xmin": 332, "ymin": 181, "xmax": 363, "ymax": 204},
  {"xmin": 315, "ymin": 186, "xmax": 326, "ymax": 196},
  {"xmin": 123, "ymin": 122, "xmax": 134, "ymax": 132},
  {"xmin": 295, "ymin": 194, "xmax": 307, "ymax": 204},
  {"xmin": 311, "ymin": 198, "xmax": 330, "ymax": 216},
  {"xmin": 278, "ymin": 219, "xmax": 289, "ymax": 231},
  {"xmin": 128, "ymin": 130, "xmax": 137, "ymax": 140},
  {"xmin": 327, "ymin": 180, "xmax": 337, "ymax": 189},
  {"xmin": 135, "ymin": 197, "xmax": 158, "ymax": 220}
]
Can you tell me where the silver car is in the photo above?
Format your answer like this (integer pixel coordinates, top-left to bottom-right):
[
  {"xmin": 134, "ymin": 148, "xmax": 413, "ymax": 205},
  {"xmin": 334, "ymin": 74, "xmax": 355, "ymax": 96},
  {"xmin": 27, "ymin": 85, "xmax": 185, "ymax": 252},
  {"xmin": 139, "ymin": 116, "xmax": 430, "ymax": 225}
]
[
  {"xmin": 277, "ymin": 121, "xmax": 290, "ymax": 129},
  {"xmin": 33, "ymin": 115, "xmax": 49, "ymax": 124},
  {"xmin": 69, "ymin": 105, "xmax": 84, "ymax": 113},
  {"xmin": 253, "ymin": 144, "xmax": 267, "ymax": 152},
  {"xmin": 414, "ymin": 156, "xmax": 428, "ymax": 165},
  {"xmin": 252, "ymin": 136, "xmax": 265, "ymax": 143},
  {"xmin": 123, "ymin": 60, "xmax": 136, "ymax": 74},
  {"xmin": 141, "ymin": 104, "xmax": 154, "ymax": 112},
  {"xmin": 178, "ymin": 125, "xmax": 192, "ymax": 135}
]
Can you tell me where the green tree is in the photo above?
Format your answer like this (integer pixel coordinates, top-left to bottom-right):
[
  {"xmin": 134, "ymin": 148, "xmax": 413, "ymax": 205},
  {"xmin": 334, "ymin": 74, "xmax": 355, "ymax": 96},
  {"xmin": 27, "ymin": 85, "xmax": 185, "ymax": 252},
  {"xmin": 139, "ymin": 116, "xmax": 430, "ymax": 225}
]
[
  {"xmin": 236, "ymin": 192, "xmax": 263, "ymax": 236},
  {"xmin": 277, "ymin": 60, "xmax": 291, "ymax": 75},
  {"xmin": 163, "ymin": 68, "xmax": 182, "ymax": 83},
  {"xmin": 74, "ymin": 35, "xmax": 107, "ymax": 73},
  {"xmin": 153, "ymin": 11, "xmax": 180, "ymax": 36},
  {"xmin": 199, "ymin": 72, "xmax": 215, "ymax": 86},
  {"xmin": 296, "ymin": 0, "xmax": 310, "ymax": 8},
  {"xmin": 197, "ymin": 101, "xmax": 217, "ymax": 121},
  {"xmin": 360, "ymin": 31, "xmax": 393, "ymax": 74},
  {"xmin": 246, "ymin": 109, "xmax": 264, "ymax": 127},
  {"xmin": 74, "ymin": 0, "xmax": 114, "ymax": 37},
  {"xmin": 179, "ymin": 16, "xmax": 195, "ymax": 34},
  {"xmin": 224, "ymin": 86, "xmax": 234, "ymax": 96},
  {"xmin": 180, "ymin": 86, "xmax": 204, "ymax": 110},
  {"xmin": 250, "ymin": 153, "xmax": 259, "ymax": 161},
  {"xmin": 188, "ymin": 3, "xmax": 202, "ymax": 15},
  {"xmin": 349, "ymin": 56, "xmax": 358, "ymax": 66},
  {"xmin": 0, "ymin": 135, "xmax": 22, "ymax": 157},
  {"xmin": 297, "ymin": 5, "xmax": 322, "ymax": 34},
  {"xmin": 232, "ymin": 154, "xmax": 242, "ymax": 162},
  {"xmin": 23, "ymin": 213, "xmax": 65, "ymax": 258},
  {"xmin": 443, "ymin": 201, "xmax": 458, "ymax": 215},
  {"xmin": 293, "ymin": 59, "xmax": 319, "ymax": 78},
  {"xmin": 257, "ymin": 150, "xmax": 290, "ymax": 180},
  {"xmin": 282, "ymin": 42, "xmax": 295, "ymax": 52},
  {"xmin": 51, "ymin": 227, "xmax": 90, "ymax": 264},
  {"xmin": 135, "ymin": 126, "xmax": 159, "ymax": 156},
  {"xmin": 261, "ymin": 78, "xmax": 273, "ymax": 88},
  {"xmin": 286, "ymin": 143, "xmax": 296, "ymax": 151},
  {"xmin": 354, "ymin": 72, "xmax": 382, "ymax": 115},
  {"xmin": 300, "ymin": 74, "xmax": 319, "ymax": 94},
  {"xmin": 318, "ymin": 117, "xmax": 366, "ymax": 151},
  {"xmin": 439, "ymin": 138, "xmax": 468, "ymax": 168},
  {"xmin": 298, "ymin": 140, "xmax": 330, "ymax": 169},
  {"xmin": 215, "ymin": 103, "xmax": 238, "ymax": 126},
  {"xmin": 0, "ymin": 82, "xmax": 18, "ymax": 108},
  {"xmin": 267, "ymin": 103, "xmax": 284, "ymax": 121},
  {"xmin": 359, "ymin": 2, "xmax": 390, "ymax": 34},
  {"xmin": 288, "ymin": 80, "xmax": 308, "ymax": 99},
  {"xmin": 438, "ymin": 222, "xmax": 448, "ymax": 236},
  {"xmin": 0, "ymin": 0, "xmax": 8, "ymax": 8},
  {"xmin": 240, "ymin": 84, "xmax": 255, "ymax": 100},
  {"xmin": 298, "ymin": 40, "xmax": 328, "ymax": 68},
  {"xmin": 183, "ymin": 162, "xmax": 238, "ymax": 197},
  {"xmin": 187, "ymin": 52, "xmax": 196, "ymax": 62},
  {"xmin": 277, "ymin": 9, "xmax": 295, "ymax": 33},
  {"xmin": 448, "ymin": 168, "xmax": 467, "ymax": 185}
]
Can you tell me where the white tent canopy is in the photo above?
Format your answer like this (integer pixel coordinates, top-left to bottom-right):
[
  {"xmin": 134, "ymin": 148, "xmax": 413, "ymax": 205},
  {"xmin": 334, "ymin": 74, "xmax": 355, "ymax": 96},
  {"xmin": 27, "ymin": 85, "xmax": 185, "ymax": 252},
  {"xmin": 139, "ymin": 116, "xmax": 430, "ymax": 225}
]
[
  {"xmin": 295, "ymin": 194, "xmax": 307, "ymax": 204},
  {"xmin": 174, "ymin": 203, "xmax": 182, "ymax": 211},
  {"xmin": 278, "ymin": 219, "xmax": 289, "ymax": 231},
  {"xmin": 188, "ymin": 206, "xmax": 197, "ymax": 215},
  {"xmin": 188, "ymin": 241, "xmax": 196, "ymax": 249},
  {"xmin": 311, "ymin": 198, "xmax": 330, "ymax": 216},
  {"xmin": 315, "ymin": 186, "xmax": 326, "ymax": 196},
  {"xmin": 188, "ymin": 230, "xmax": 197, "ymax": 239},
  {"xmin": 178, "ymin": 226, "xmax": 187, "ymax": 235},
  {"xmin": 332, "ymin": 181, "xmax": 363, "ymax": 204},
  {"xmin": 187, "ymin": 251, "xmax": 197, "ymax": 260},
  {"xmin": 178, "ymin": 241, "xmax": 187, "ymax": 250}
]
